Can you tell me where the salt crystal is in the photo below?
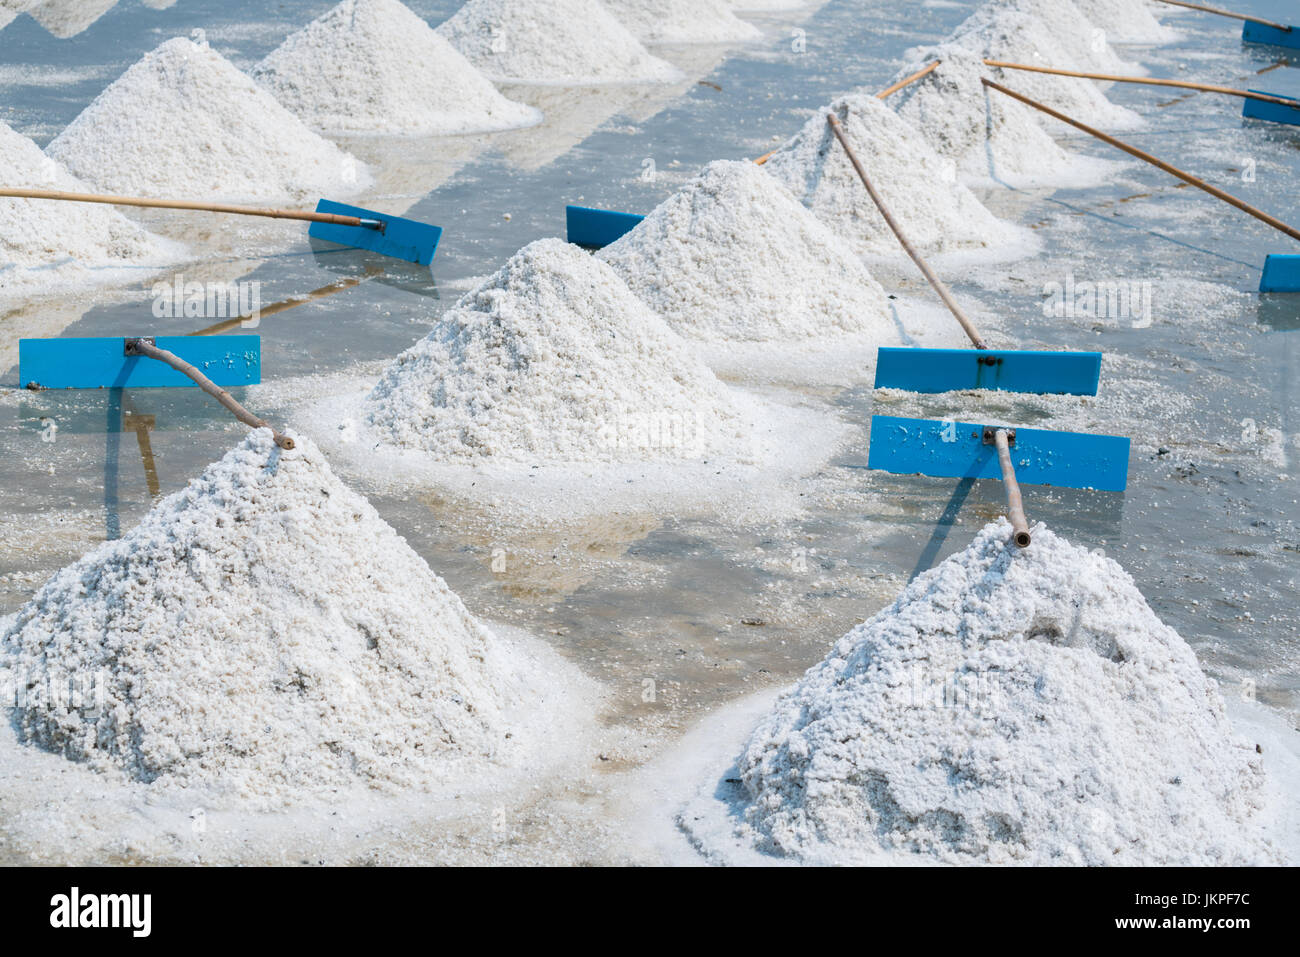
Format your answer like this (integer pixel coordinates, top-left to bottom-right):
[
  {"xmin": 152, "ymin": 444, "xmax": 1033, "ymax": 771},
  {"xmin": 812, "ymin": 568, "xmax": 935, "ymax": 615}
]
[
  {"xmin": 47, "ymin": 38, "xmax": 371, "ymax": 204},
  {"xmin": 737, "ymin": 520, "xmax": 1278, "ymax": 865},
  {"xmin": 3, "ymin": 430, "xmax": 529, "ymax": 806},
  {"xmin": 763, "ymin": 93, "xmax": 1027, "ymax": 259},
  {"xmin": 365, "ymin": 238, "xmax": 747, "ymax": 461},
  {"xmin": 0, "ymin": 119, "xmax": 182, "ymax": 301},
  {"xmin": 253, "ymin": 0, "xmax": 542, "ymax": 136},
  {"xmin": 602, "ymin": 0, "xmax": 761, "ymax": 45},
  {"xmin": 599, "ymin": 159, "xmax": 895, "ymax": 342},
  {"xmin": 436, "ymin": 0, "xmax": 683, "ymax": 86}
]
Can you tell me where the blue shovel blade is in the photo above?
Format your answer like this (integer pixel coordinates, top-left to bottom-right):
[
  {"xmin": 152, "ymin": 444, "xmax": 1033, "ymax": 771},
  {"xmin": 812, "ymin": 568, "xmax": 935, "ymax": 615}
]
[
  {"xmin": 1260, "ymin": 254, "xmax": 1300, "ymax": 293},
  {"xmin": 1242, "ymin": 89, "xmax": 1300, "ymax": 127},
  {"xmin": 308, "ymin": 199, "xmax": 442, "ymax": 267},
  {"xmin": 1243, "ymin": 21, "xmax": 1300, "ymax": 51},
  {"xmin": 19, "ymin": 336, "xmax": 261, "ymax": 389},
  {"xmin": 867, "ymin": 415, "xmax": 1130, "ymax": 492},
  {"xmin": 874, "ymin": 347, "xmax": 1103, "ymax": 395},
  {"xmin": 566, "ymin": 205, "xmax": 645, "ymax": 249}
]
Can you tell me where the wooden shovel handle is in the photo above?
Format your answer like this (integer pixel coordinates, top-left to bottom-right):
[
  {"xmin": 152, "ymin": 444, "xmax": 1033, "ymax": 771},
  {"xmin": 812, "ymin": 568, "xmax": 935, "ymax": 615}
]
[
  {"xmin": 983, "ymin": 59, "xmax": 1300, "ymax": 107},
  {"xmin": 1153, "ymin": 0, "xmax": 1291, "ymax": 32},
  {"xmin": 0, "ymin": 187, "xmax": 371, "ymax": 227},
  {"xmin": 982, "ymin": 78, "xmax": 1300, "ymax": 244}
]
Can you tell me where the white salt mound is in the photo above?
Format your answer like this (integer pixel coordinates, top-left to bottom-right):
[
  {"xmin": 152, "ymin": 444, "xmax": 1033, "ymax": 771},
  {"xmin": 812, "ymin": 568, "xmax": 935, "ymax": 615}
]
[
  {"xmin": 366, "ymin": 238, "xmax": 746, "ymax": 461},
  {"xmin": 0, "ymin": 120, "xmax": 180, "ymax": 299},
  {"xmin": 253, "ymin": 0, "xmax": 541, "ymax": 135},
  {"xmin": 1072, "ymin": 0, "xmax": 1176, "ymax": 44},
  {"xmin": 3, "ymin": 430, "xmax": 527, "ymax": 804},
  {"xmin": 27, "ymin": 0, "xmax": 117, "ymax": 39},
  {"xmin": 888, "ymin": 46, "xmax": 1107, "ymax": 188},
  {"xmin": 951, "ymin": 7, "xmax": 1144, "ymax": 132},
  {"xmin": 738, "ymin": 520, "xmax": 1278, "ymax": 866},
  {"xmin": 598, "ymin": 159, "xmax": 895, "ymax": 343},
  {"xmin": 995, "ymin": 0, "xmax": 1140, "ymax": 75},
  {"xmin": 602, "ymin": 0, "xmax": 761, "ymax": 45},
  {"xmin": 47, "ymin": 37, "xmax": 370, "ymax": 204},
  {"xmin": 763, "ymin": 94, "xmax": 1024, "ymax": 259},
  {"xmin": 436, "ymin": 0, "xmax": 683, "ymax": 86}
]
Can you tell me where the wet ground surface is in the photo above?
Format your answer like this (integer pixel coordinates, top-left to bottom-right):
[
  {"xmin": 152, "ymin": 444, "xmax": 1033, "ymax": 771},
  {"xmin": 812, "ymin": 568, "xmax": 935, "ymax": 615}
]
[{"xmin": 0, "ymin": 0, "xmax": 1297, "ymax": 863}]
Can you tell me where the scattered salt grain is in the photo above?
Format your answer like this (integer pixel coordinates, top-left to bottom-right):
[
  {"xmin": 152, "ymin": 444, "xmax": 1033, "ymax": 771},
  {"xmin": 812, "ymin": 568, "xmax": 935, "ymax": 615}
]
[
  {"xmin": 763, "ymin": 93, "xmax": 1026, "ymax": 259},
  {"xmin": 2, "ymin": 430, "xmax": 530, "ymax": 806},
  {"xmin": 47, "ymin": 37, "xmax": 371, "ymax": 204},
  {"xmin": 737, "ymin": 520, "xmax": 1278, "ymax": 865},
  {"xmin": 598, "ymin": 159, "xmax": 896, "ymax": 342},
  {"xmin": 253, "ymin": 0, "xmax": 542, "ymax": 136},
  {"xmin": 365, "ymin": 238, "xmax": 747, "ymax": 462},
  {"xmin": 436, "ymin": 0, "xmax": 683, "ymax": 86}
]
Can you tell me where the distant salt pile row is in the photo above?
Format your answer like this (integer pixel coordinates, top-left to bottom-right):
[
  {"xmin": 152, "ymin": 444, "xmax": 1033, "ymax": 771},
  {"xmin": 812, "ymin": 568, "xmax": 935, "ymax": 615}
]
[
  {"xmin": 437, "ymin": 0, "xmax": 683, "ymax": 85},
  {"xmin": 26, "ymin": 0, "xmax": 118, "ymax": 38},
  {"xmin": 763, "ymin": 94, "xmax": 1026, "ymax": 259},
  {"xmin": 365, "ymin": 239, "xmax": 747, "ymax": 462},
  {"xmin": 1072, "ymin": 0, "xmax": 1176, "ymax": 45},
  {"xmin": 3, "ymin": 430, "xmax": 531, "ymax": 805},
  {"xmin": 736, "ymin": 521, "xmax": 1277, "ymax": 866},
  {"xmin": 603, "ymin": 0, "xmax": 761, "ymax": 45},
  {"xmin": 46, "ymin": 37, "xmax": 371, "ymax": 204},
  {"xmin": 950, "ymin": 6, "xmax": 1144, "ymax": 131},
  {"xmin": 254, "ymin": 0, "xmax": 542, "ymax": 136},
  {"xmin": 599, "ymin": 160, "xmax": 896, "ymax": 342},
  {"xmin": 888, "ymin": 46, "xmax": 1114, "ymax": 188},
  {"xmin": 0, "ymin": 120, "xmax": 180, "ymax": 299}
]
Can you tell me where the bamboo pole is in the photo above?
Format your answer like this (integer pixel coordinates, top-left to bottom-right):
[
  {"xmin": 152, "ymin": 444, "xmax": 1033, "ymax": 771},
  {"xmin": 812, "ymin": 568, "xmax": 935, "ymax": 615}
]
[
  {"xmin": 992, "ymin": 429, "xmax": 1031, "ymax": 548},
  {"xmin": 125, "ymin": 337, "xmax": 295, "ymax": 450},
  {"xmin": 825, "ymin": 112, "xmax": 989, "ymax": 350},
  {"xmin": 755, "ymin": 61, "xmax": 942, "ymax": 165},
  {"xmin": 1153, "ymin": 0, "xmax": 1291, "ymax": 32},
  {"xmin": 981, "ymin": 78, "xmax": 1300, "ymax": 243},
  {"xmin": 0, "ymin": 188, "xmax": 381, "ymax": 229},
  {"xmin": 875, "ymin": 59, "xmax": 942, "ymax": 100},
  {"xmin": 983, "ymin": 59, "xmax": 1300, "ymax": 108}
]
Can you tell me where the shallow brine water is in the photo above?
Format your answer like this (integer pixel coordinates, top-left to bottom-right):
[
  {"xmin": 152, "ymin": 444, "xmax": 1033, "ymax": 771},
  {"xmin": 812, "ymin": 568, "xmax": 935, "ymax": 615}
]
[{"xmin": 0, "ymin": 0, "xmax": 1297, "ymax": 864}]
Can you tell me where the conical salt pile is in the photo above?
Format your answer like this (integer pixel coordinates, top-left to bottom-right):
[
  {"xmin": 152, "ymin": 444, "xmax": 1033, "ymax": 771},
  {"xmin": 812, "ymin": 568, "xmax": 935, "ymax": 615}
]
[
  {"xmin": 602, "ymin": 0, "xmax": 761, "ymax": 45},
  {"xmin": 0, "ymin": 0, "xmax": 37, "ymax": 31},
  {"xmin": 762, "ymin": 94, "xmax": 1025, "ymax": 259},
  {"xmin": 1073, "ymin": 0, "xmax": 1176, "ymax": 43},
  {"xmin": 994, "ymin": 0, "xmax": 1141, "ymax": 76},
  {"xmin": 950, "ymin": 7, "xmax": 1144, "ymax": 131},
  {"xmin": 47, "ymin": 37, "xmax": 371, "ymax": 204},
  {"xmin": 3, "ymin": 430, "xmax": 528, "ymax": 804},
  {"xmin": 0, "ymin": 120, "xmax": 180, "ymax": 300},
  {"xmin": 598, "ymin": 160, "xmax": 895, "ymax": 342},
  {"xmin": 27, "ymin": 0, "xmax": 117, "ymax": 38},
  {"xmin": 253, "ymin": 0, "xmax": 542, "ymax": 135},
  {"xmin": 888, "ymin": 46, "xmax": 1111, "ymax": 188},
  {"xmin": 365, "ymin": 238, "xmax": 746, "ymax": 461},
  {"xmin": 436, "ymin": 0, "xmax": 683, "ymax": 86},
  {"xmin": 736, "ymin": 520, "xmax": 1278, "ymax": 866}
]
